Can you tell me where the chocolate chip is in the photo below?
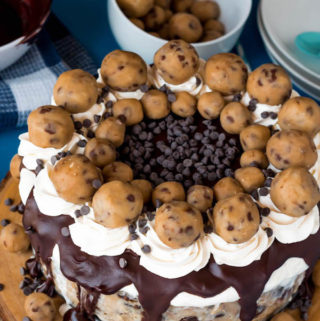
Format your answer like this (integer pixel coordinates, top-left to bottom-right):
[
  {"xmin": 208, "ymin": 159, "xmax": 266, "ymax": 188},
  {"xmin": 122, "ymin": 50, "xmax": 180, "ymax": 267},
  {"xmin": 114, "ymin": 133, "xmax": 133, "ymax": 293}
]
[
  {"xmin": 128, "ymin": 224, "xmax": 136, "ymax": 234},
  {"xmin": 127, "ymin": 194, "xmax": 135, "ymax": 202},
  {"xmin": 92, "ymin": 179, "xmax": 102, "ymax": 189},
  {"xmin": 130, "ymin": 233, "xmax": 139, "ymax": 241},
  {"xmin": 10, "ymin": 205, "xmax": 18, "ymax": 212},
  {"xmin": 168, "ymin": 93, "xmax": 176, "ymax": 102},
  {"xmin": 251, "ymin": 190, "xmax": 259, "ymax": 201},
  {"xmin": 83, "ymin": 119, "xmax": 92, "ymax": 128},
  {"xmin": 261, "ymin": 111, "xmax": 269, "ymax": 119},
  {"xmin": 94, "ymin": 115, "xmax": 101, "ymax": 123},
  {"xmin": 80, "ymin": 205, "xmax": 90, "ymax": 216},
  {"xmin": 265, "ymin": 227, "xmax": 273, "ymax": 237},
  {"xmin": 1, "ymin": 219, "xmax": 10, "ymax": 227},
  {"xmin": 140, "ymin": 84, "xmax": 149, "ymax": 92},
  {"xmin": 87, "ymin": 130, "xmax": 95, "ymax": 138},
  {"xmin": 270, "ymin": 112, "xmax": 278, "ymax": 119},
  {"xmin": 147, "ymin": 212, "xmax": 155, "ymax": 221},
  {"xmin": 23, "ymin": 287, "xmax": 33, "ymax": 296},
  {"xmin": 77, "ymin": 139, "xmax": 87, "ymax": 148},
  {"xmin": 17, "ymin": 203, "xmax": 25, "ymax": 214},
  {"xmin": 119, "ymin": 257, "xmax": 127, "ymax": 269},
  {"xmin": 61, "ymin": 227, "xmax": 70, "ymax": 237},
  {"xmin": 4, "ymin": 198, "xmax": 13, "ymax": 206},
  {"xmin": 74, "ymin": 121, "xmax": 82, "ymax": 130},
  {"xmin": 261, "ymin": 207, "xmax": 271, "ymax": 217},
  {"xmin": 141, "ymin": 245, "xmax": 151, "ymax": 253},
  {"xmin": 259, "ymin": 187, "xmax": 269, "ymax": 196},
  {"xmin": 0, "ymin": 284, "xmax": 4, "ymax": 291}
]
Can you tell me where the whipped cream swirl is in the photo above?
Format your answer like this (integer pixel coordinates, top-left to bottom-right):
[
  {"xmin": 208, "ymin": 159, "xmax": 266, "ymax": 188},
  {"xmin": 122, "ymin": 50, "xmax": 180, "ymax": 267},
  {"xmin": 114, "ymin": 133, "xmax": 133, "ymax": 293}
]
[
  {"xmin": 19, "ymin": 168, "xmax": 36, "ymax": 204},
  {"xmin": 18, "ymin": 132, "xmax": 85, "ymax": 171},
  {"xmin": 69, "ymin": 216, "xmax": 130, "ymax": 256},
  {"xmin": 130, "ymin": 220, "xmax": 210, "ymax": 279},
  {"xmin": 207, "ymin": 227, "xmax": 273, "ymax": 267}
]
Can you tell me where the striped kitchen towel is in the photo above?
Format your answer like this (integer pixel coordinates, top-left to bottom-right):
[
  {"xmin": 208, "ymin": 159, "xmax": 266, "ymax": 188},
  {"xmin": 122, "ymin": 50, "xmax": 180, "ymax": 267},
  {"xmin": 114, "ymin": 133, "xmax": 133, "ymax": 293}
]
[{"xmin": 0, "ymin": 14, "xmax": 97, "ymax": 129}]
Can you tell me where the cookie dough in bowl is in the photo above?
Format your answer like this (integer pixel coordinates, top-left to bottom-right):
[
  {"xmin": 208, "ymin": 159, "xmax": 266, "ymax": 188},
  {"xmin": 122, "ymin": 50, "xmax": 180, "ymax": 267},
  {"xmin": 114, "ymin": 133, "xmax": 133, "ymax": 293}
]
[{"xmin": 10, "ymin": 39, "xmax": 320, "ymax": 321}]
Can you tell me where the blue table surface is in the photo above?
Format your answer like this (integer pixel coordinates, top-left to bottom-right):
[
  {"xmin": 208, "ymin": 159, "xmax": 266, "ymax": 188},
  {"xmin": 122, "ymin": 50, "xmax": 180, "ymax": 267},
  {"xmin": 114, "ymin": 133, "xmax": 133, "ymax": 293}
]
[{"xmin": 0, "ymin": 0, "xmax": 270, "ymax": 179}]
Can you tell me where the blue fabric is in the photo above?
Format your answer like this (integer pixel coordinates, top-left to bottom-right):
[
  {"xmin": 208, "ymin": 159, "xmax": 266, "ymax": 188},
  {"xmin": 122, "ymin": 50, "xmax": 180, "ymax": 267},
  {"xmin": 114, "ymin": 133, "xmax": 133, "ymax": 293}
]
[{"xmin": 0, "ymin": 14, "xmax": 97, "ymax": 129}]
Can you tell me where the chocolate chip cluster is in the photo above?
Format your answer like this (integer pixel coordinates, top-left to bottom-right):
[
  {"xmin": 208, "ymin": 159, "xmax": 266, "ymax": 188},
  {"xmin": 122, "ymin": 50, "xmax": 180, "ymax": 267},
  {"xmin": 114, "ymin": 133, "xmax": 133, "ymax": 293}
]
[
  {"xmin": 117, "ymin": 0, "xmax": 225, "ymax": 43},
  {"xmin": 120, "ymin": 113, "xmax": 241, "ymax": 189}
]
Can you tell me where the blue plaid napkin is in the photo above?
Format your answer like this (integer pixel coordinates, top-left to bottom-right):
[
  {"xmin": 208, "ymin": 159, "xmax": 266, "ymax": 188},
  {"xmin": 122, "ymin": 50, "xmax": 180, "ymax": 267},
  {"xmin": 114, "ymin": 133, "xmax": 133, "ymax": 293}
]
[{"xmin": 0, "ymin": 15, "xmax": 97, "ymax": 129}]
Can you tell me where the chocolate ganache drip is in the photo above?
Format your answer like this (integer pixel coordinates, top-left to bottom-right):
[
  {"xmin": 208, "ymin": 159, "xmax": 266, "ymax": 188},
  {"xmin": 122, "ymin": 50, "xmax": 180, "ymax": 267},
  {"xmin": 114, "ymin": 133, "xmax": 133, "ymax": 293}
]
[{"xmin": 23, "ymin": 191, "xmax": 320, "ymax": 321}]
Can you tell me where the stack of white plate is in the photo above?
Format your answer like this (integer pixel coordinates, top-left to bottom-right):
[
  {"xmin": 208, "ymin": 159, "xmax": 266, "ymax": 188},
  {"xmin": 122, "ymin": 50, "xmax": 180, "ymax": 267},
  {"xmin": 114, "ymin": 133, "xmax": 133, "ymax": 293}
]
[{"xmin": 258, "ymin": 0, "xmax": 320, "ymax": 101}]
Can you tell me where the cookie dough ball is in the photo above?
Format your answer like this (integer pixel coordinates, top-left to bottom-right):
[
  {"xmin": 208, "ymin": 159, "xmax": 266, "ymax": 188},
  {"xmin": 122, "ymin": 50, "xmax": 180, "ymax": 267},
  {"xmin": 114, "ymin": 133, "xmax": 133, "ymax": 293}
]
[
  {"xmin": 103, "ymin": 161, "xmax": 133, "ymax": 182},
  {"xmin": 190, "ymin": 1, "xmax": 220, "ymax": 22},
  {"xmin": 101, "ymin": 50, "xmax": 147, "ymax": 91},
  {"xmin": 171, "ymin": 91, "xmax": 197, "ymax": 117},
  {"xmin": 24, "ymin": 293, "xmax": 56, "ymax": 321},
  {"xmin": 278, "ymin": 97, "xmax": 320, "ymax": 137},
  {"xmin": 213, "ymin": 177, "xmax": 244, "ymax": 201},
  {"xmin": 247, "ymin": 64, "xmax": 292, "ymax": 105},
  {"xmin": 53, "ymin": 69, "xmax": 98, "ymax": 114},
  {"xmin": 172, "ymin": 0, "xmax": 193, "ymax": 12},
  {"xmin": 141, "ymin": 89, "xmax": 170, "ymax": 119},
  {"xmin": 50, "ymin": 155, "xmax": 101, "ymax": 204},
  {"xmin": 96, "ymin": 117, "xmax": 126, "ymax": 147},
  {"xmin": 93, "ymin": 181, "xmax": 143, "ymax": 228},
  {"xmin": 155, "ymin": 0, "xmax": 171, "ymax": 8},
  {"xmin": 271, "ymin": 312, "xmax": 296, "ymax": 321},
  {"xmin": 169, "ymin": 13, "xmax": 203, "ymax": 43},
  {"xmin": 84, "ymin": 138, "xmax": 116, "ymax": 168},
  {"xmin": 154, "ymin": 40, "xmax": 200, "ymax": 85},
  {"xmin": 220, "ymin": 102, "xmax": 252, "ymax": 134},
  {"xmin": 197, "ymin": 91, "xmax": 225, "ymax": 119},
  {"xmin": 155, "ymin": 201, "xmax": 203, "ymax": 248},
  {"xmin": 159, "ymin": 23, "xmax": 170, "ymax": 39},
  {"xmin": 187, "ymin": 185, "xmax": 213, "ymax": 212},
  {"xmin": 266, "ymin": 130, "xmax": 317, "ymax": 170},
  {"xmin": 240, "ymin": 124, "xmax": 271, "ymax": 151},
  {"xmin": 271, "ymin": 167, "xmax": 320, "ymax": 217},
  {"xmin": 144, "ymin": 5, "xmax": 167, "ymax": 30},
  {"xmin": 27, "ymin": 105, "xmax": 74, "ymax": 149},
  {"xmin": 212, "ymin": 193, "xmax": 260, "ymax": 244},
  {"xmin": 130, "ymin": 18, "xmax": 145, "ymax": 30},
  {"xmin": 201, "ymin": 30, "xmax": 223, "ymax": 42},
  {"xmin": 112, "ymin": 99, "xmax": 144, "ymax": 126},
  {"xmin": 131, "ymin": 179, "xmax": 153, "ymax": 203},
  {"xmin": 240, "ymin": 150, "xmax": 269, "ymax": 169},
  {"xmin": 152, "ymin": 181, "xmax": 185, "ymax": 205},
  {"xmin": 10, "ymin": 154, "xmax": 22, "ymax": 180},
  {"xmin": 117, "ymin": 0, "xmax": 154, "ymax": 18},
  {"xmin": 235, "ymin": 167, "xmax": 265, "ymax": 193},
  {"xmin": 0, "ymin": 223, "xmax": 30, "ymax": 252},
  {"xmin": 204, "ymin": 53, "xmax": 248, "ymax": 95},
  {"xmin": 204, "ymin": 19, "xmax": 225, "ymax": 34}
]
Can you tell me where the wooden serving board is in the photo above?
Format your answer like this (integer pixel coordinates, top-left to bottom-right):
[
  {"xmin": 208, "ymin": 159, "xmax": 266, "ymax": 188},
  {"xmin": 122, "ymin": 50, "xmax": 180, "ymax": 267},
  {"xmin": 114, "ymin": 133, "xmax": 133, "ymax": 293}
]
[{"xmin": 0, "ymin": 174, "xmax": 63, "ymax": 321}]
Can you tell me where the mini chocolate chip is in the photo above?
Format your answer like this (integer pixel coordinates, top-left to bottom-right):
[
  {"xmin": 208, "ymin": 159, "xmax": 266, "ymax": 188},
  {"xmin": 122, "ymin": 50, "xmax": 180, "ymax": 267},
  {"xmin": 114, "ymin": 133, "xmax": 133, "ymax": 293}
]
[
  {"xmin": 130, "ymin": 233, "xmax": 139, "ymax": 241},
  {"xmin": 270, "ymin": 112, "xmax": 278, "ymax": 119},
  {"xmin": 94, "ymin": 114, "xmax": 101, "ymax": 123},
  {"xmin": 61, "ymin": 227, "xmax": 70, "ymax": 237},
  {"xmin": 261, "ymin": 207, "xmax": 271, "ymax": 217},
  {"xmin": 147, "ymin": 212, "xmax": 155, "ymax": 221},
  {"xmin": 80, "ymin": 205, "xmax": 90, "ymax": 216},
  {"xmin": 168, "ymin": 93, "xmax": 176, "ymax": 102},
  {"xmin": 261, "ymin": 111, "xmax": 269, "ymax": 119},
  {"xmin": 140, "ymin": 84, "xmax": 149, "ymax": 92},
  {"xmin": 87, "ymin": 130, "xmax": 95, "ymax": 138},
  {"xmin": 1, "ymin": 219, "xmax": 10, "ymax": 227},
  {"xmin": 77, "ymin": 139, "xmax": 87, "ymax": 148},
  {"xmin": 106, "ymin": 100, "xmax": 114, "ymax": 108},
  {"xmin": 83, "ymin": 119, "xmax": 92, "ymax": 128},
  {"xmin": 4, "ymin": 198, "xmax": 13, "ymax": 206},
  {"xmin": 127, "ymin": 194, "xmax": 135, "ymax": 202},
  {"xmin": 92, "ymin": 179, "xmax": 102, "ymax": 189},
  {"xmin": 119, "ymin": 257, "xmax": 128, "ymax": 268},
  {"xmin": 128, "ymin": 224, "xmax": 136, "ymax": 234},
  {"xmin": 0, "ymin": 284, "xmax": 4, "ymax": 291},
  {"xmin": 141, "ymin": 245, "xmax": 151, "ymax": 253},
  {"xmin": 74, "ymin": 121, "xmax": 82, "ymax": 130},
  {"xmin": 17, "ymin": 203, "xmax": 25, "ymax": 214},
  {"xmin": 265, "ymin": 227, "xmax": 273, "ymax": 237},
  {"xmin": 259, "ymin": 187, "xmax": 269, "ymax": 196},
  {"xmin": 23, "ymin": 287, "xmax": 33, "ymax": 296},
  {"xmin": 75, "ymin": 209, "xmax": 81, "ymax": 218},
  {"xmin": 51, "ymin": 156, "xmax": 58, "ymax": 165}
]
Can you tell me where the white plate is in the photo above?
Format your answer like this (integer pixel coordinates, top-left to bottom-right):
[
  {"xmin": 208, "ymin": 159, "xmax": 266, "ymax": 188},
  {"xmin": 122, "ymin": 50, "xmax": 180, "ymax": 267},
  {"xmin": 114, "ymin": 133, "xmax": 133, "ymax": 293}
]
[
  {"xmin": 261, "ymin": 0, "xmax": 320, "ymax": 80},
  {"xmin": 258, "ymin": 7, "xmax": 320, "ymax": 101}
]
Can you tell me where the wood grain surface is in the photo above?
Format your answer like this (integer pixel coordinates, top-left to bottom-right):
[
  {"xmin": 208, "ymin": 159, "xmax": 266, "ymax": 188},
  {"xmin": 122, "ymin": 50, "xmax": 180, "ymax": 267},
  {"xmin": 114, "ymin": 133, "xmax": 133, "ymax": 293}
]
[{"xmin": 0, "ymin": 174, "xmax": 63, "ymax": 321}]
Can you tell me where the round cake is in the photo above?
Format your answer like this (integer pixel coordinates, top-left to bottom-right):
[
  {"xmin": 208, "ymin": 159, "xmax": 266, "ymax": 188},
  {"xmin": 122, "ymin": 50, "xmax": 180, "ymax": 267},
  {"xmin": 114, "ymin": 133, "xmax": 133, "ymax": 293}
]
[{"xmin": 7, "ymin": 39, "xmax": 320, "ymax": 321}]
